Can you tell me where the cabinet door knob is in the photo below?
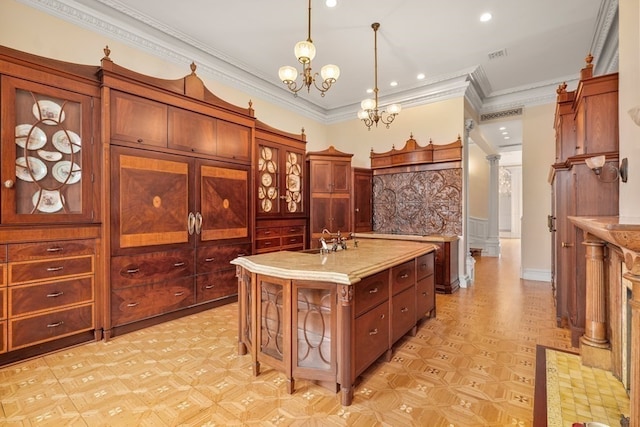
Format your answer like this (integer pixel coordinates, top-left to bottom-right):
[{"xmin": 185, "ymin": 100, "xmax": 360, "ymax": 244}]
[
  {"xmin": 4, "ymin": 179, "xmax": 14, "ymax": 188},
  {"xmin": 561, "ymin": 242, "xmax": 574, "ymax": 248}
]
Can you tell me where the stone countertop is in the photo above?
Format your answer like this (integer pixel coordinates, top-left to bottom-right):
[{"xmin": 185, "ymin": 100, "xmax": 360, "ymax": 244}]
[
  {"xmin": 354, "ymin": 232, "xmax": 459, "ymax": 243},
  {"xmin": 230, "ymin": 238, "xmax": 437, "ymax": 285}
]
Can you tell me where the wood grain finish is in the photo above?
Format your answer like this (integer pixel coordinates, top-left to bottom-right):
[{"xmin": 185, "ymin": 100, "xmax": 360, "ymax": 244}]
[
  {"xmin": 8, "ymin": 239, "xmax": 94, "ymax": 261},
  {"xmin": 9, "ymin": 256, "xmax": 93, "ymax": 285},
  {"xmin": 9, "ymin": 277, "xmax": 93, "ymax": 316},
  {"xmin": 199, "ymin": 164, "xmax": 248, "ymax": 241},
  {"xmin": 370, "ymin": 135, "xmax": 462, "ymax": 169},
  {"xmin": 110, "ymin": 91, "xmax": 168, "ymax": 147},
  {"xmin": 110, "ymin": 249, "xmax": 195, "ymax": 289}
]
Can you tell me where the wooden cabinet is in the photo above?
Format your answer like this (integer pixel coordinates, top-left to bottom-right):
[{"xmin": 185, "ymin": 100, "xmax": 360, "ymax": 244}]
[
  {"xmin": 101, "ymin": 54, "xmax": 254, "ymax": 337},
  {"xmin": 390, "ymin": 260, "xmax": 417, "ymax": 343},
  {"xmin": 0, "ymin": 46, "xmax": 101, "ymax": 366},
  {"xmin": 416, "ymin": 252, "xmax": 436, "ymax": 318},
  {"xmin": 352, "ymin": 168, "xmax": 373, "ymax": 232},
  {"xmin": 307, "ymin": 146, "xmax": 353, "ymax": 247},
  {"xmin": 254, "ymin": 120, "xmax": 308, "ymax": 254},
  {"xmin": 433, "ymin": 239, "xmax": 460, "ymax": 294},
  {"xmin": 550, "ymin": 58, "xmax": 619, "ymax": 347}
]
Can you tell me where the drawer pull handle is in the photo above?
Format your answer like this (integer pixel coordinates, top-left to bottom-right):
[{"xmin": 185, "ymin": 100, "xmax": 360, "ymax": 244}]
[
  {"xmin": 47, "ymin": 321, "xmax": 64, "ymax": 328},
  {"xmin": 420, "ymin": 263, "xmax": 427, "ymax": 268},
  {"xmin": 400, "ymin": 273, "xmax": 409, "ymax": 279},
  {"xmin": 204, "ymin": 285, "xmax": 215, "ymax": 289},
  {"xmin": 47, "ymin": 291, "xmax": 64, "ymax": 298},
  {"xmin": 237, "ymin": 253, "xmax": 246, "ymax": 257},
  {"xmin": 380, "ymin": 314, "xmax": 385, "ymax": 319},
  {"xmin": 290, "ymin": 238, "xmax": 297, "ymax": 242},
  {"xmin": 205, "ymin": 257, "xmax": 215, "ymax": 262},
  {"xmin": 46, "ymin": 247, "xmax": 63, "ymax": 253},
  {"xmin": 422, "ymin": 292, "xmax": 428, "ymax": 296},
  {"xmin": 264, "ymin": 231, "xmax": 271, "ymax": 235},
  {"xmin": 174, "ymin": 291, "xmax": 184, "ymax": 296},
  {"xmin": 127, "ymin": 302, "xmax": 139, "ymax": 307},
  {"xmin": 46, "ymin": 266, "xmax": 64, "ymax": 272},
  {"xmin": 137, "ymin": 138, "xmax": 143, "ymax": 143},
  {"xmin": 289, "ymin": 228, "xmax": 297, "ymax": 232},
  {"xmin": 264, "ymin": 242, "xmax": 272, "ymax": 246},
  {"xmin": 369, "ymin": 287, "xmax": 378, "ymax": 294},
  {"xmin": 126, "ymin": 268, "xmax": 140, "ymax": 274},
  {"xmin": 369, "ymin": 328, "xmax": 378, "ymax": 336},
  {"xmin": 401, "ymin": 307, "xmax": 409, "ymax": 313},
  {"xmin": 174, "ymin": 262, "xmax": 185, "ymax": 267}
]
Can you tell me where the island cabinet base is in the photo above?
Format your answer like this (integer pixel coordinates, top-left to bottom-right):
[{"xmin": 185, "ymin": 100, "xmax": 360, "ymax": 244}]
[{"xmin": 235, "ymin": 249, "xmax": 435, "ymax": 406}]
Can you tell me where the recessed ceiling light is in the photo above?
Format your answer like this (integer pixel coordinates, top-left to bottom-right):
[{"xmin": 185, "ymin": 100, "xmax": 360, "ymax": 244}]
[
  {"xmin": 504, "ymin": 136, "xmax": 510, "ymax": 140},
  {"xmin": 366, "ymin": 88, "xmax": 373, "ymax": 94},
  {"xmin": 499, "ymin": 126, "xmax": 506, "ymax": 130},
  {"xmin": 390, "ymin": 81, "xmax": 398, "ymax": 87},
  {"xmin": 502, "ymin": 131, "xmax": 508, "ymax": 135},
  {"xmin": 326, "ymin": 0, "xmax": 337, "ymax": 7},
  {"xmin": 480, "ymin": 12, "xmax": 492, "ymax": 22},
  {"xmin": 417, "ymin": 73, "xmax": 425, "ymax": 80}
]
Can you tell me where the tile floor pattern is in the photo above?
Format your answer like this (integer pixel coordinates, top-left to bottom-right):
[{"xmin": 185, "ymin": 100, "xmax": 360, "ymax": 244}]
[
  {"xmin": 0, "ymin": 239, "xmax": 627, "ymax": 426},
  {"xmin": 545, "ymin": 348, "xmax": 629, "ymax": 426}
]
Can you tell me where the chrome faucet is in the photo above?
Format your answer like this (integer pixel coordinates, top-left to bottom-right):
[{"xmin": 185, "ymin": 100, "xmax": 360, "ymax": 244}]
[{"xmin": 319, "ymin": 229, "xmax": 351, "ymax": 252}]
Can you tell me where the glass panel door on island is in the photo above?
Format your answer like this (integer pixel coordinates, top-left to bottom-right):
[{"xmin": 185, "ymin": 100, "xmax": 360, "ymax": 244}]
[{"xmin": 1, "ymin": 76, "xmax": 95, "ymax": 223}]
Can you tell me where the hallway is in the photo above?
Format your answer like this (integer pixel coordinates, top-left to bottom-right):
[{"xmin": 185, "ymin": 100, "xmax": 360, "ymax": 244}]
[{"xmin": 0, "ymin": 239, "xmax": 595, "ymax": 426}]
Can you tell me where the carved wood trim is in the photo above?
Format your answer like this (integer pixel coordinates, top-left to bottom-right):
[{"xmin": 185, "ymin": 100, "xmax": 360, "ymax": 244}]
[{"xmin": 370, "ymin": 135, "xmax": 462, "ymax": 170}]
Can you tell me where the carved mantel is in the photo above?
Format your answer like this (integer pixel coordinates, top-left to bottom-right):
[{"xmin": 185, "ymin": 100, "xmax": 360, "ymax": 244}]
[{"xmin": 569, "ymin": 216, "xmax": 639, "ymax": 425}]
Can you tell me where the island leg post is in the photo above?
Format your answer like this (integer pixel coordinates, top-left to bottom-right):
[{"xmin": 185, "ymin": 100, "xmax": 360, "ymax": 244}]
[{"xmin": 338, "ymin": 284, "xmax": 354, "ymax": 406}]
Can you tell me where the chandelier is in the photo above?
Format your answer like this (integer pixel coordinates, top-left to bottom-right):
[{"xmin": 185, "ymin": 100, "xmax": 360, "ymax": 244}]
[
  {"xmin": 278, "ymin": 0, "xmax": 340, "ymax": 97},
  {"xmin": 358, "ymin": 22, "xmax": 401, "ymax": 130}
]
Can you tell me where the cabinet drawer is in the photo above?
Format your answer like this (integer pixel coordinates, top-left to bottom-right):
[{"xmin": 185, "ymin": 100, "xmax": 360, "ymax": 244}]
[
  {"xmin": 111, "ymin": 277, "xmax": 194, "ymax": 326},
  {"xmin": 197, "ymin": 244, "xmax": 251, "ymax": 274},
  {"xmin": 111, "ymin": 250, "xmax": 195, "ymax": 289},
  {"xmin": 256, "ymin": 237, "xmax": 280, "ymax": 251},
  {"xmin": 391, "ymin": 286, "xmax": 416, "ymax": 343},
  {"xmin": 391, "ymin": 260, "xmax": 415, "ymax": 294},
  {"xmin": 281, "ymin": 234, "xmax": 303, "ymax": 247},
  {"xmin": 0, "ymin": 320, "xmax": 5, "ymax": 353},
  {"xmin": 417, "ymin": 252, "xmax": 435, "ymax": 280},
  {"xmin": 9, "ymin": 304, "xmax": 93, "ymax": 351},
  {"xmin": 9, "ymin": 256, "xmax": 94, "ymax": 285},
  {"xmin": 354, "ymin": 270, "xmax": 389, "ymax": 317},
  {"xmin": 282, "ymin": 225, "xmax": 305, "ymax": 236},
  {"xmin": 9, "ymin": 277, "xmax": 93, "ymax": 317},
  {"xmin": 0, "ymin": 288, "xmax": 5, "ymax": 320},
  {"xmin": 416, "ymin": 275, "xmax": 435, "ymax": 318},
  {"xmin": 355, "ymin": 301, "xmax": 389, "ymax": 376},
  {"xmin": 196, "ymin": 268, "xmax": 237, "ymax": 304},
  {"xmin": 8, "ymin": 239, "xmax": 94, "ymax": 261},
  {"xmin": 256, "ymin": 228, "xmax": 282, "ymax": 239}
]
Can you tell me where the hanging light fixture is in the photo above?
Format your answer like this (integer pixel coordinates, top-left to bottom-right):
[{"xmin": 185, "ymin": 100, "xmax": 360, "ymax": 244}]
[
  {"xmin": 358, "ymin": 22, "xmax": 401, "ymax": 130},
  {"xmin": 278, "ymin": 0, "xmax": 340, "ymax": 97}
]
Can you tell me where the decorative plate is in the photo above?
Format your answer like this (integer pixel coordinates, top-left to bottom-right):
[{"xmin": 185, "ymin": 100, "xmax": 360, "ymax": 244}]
[
  {"xmin": 292, "ymin": 192, "xmax": 301, "ymax": 203},
  {"xmin": 37, "ymin": 150, "xmax": 63, "ymax": 162},
  {"xmin": 52, "ymin": 130, "xmax": 81, "ymax": 154},
  {"xmin": 257, "ymin": 186, "xmax": 266, "ymax": 200},
  {"xmin": 32, "ymin": 100, "xmax": 65, "ymax": 125},
  {"xmin": 16, "ymin": 156, "xmax": 47, "ymax": 182},
  {"xmin": 266, "ymin": 160, "xmax": 277, "ymax": 173},
  {"xmin": 15, "ymin": 124, "xmax": 46, "ymax": 150},
  {"xmin": 52, "ymin": 160, "xmax": 81, "ymax": 184},
  {"xmin": 267, "ymin": 187, "xmax": 278, "ymax": 199},
  {"xmin": 260, "ymin": 146, "xmax": 272, "ymax": 161},
  {"xmin": 288, "ymin": 152, "xmax": 298, "ymax": 164},
  {"xmin": 287, "ymin": 175, "xmax": 301, "ymax": 192},
  {"xmin": 32, "ymin": 189, "xmax": 64, "ymax": 213},
  {"xmin": 290, "ymin": 163, "xmax": 301, "ymax": 176},
  {"xmin": 260, "ymin": 172, "xmax": 272, "ymax": 187},
  {"xmin": 258, "ymin": 157, "xmax": 266, "ymax": 171},
  {"xmin": 261, "ymin": 198, "xmax": 272, "ymax": 212},
  {"xmin": 288, "ymin": 201, "xmax": 297, "ymax": 213}
]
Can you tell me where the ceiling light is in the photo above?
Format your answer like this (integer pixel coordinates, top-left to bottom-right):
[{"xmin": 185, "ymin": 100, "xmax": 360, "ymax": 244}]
[
  {"xmin": 504, "ymin": 136, "xmax": 510, "ymax": 140},
  {"xmin": 502, "ymin": 131, "xmax": 508, "ymax": 135},
  {"xmin": 480, "ymin": 12, "xmax": 492, "ymax": 22},
  {"xmin": 417, "ymin": 73, "xmax": 425, "ymax": 80},
  {"xmin": 358, "ymin": 23, "xmax": 401, "ymax": 130},
  {"xmin": 325, "ymin": 0, "xmax": 337, "ymax": 7},
  {"xmin": 499, "ymin": 126, "xmax": 506, "ymax": 130},
  {"xmin": 390, "ymin": 81, "xmax": 398, "ymax": 87},
  {"xmin": 278, "ymin": 0, "xmax": 340, "ymax": 97}
]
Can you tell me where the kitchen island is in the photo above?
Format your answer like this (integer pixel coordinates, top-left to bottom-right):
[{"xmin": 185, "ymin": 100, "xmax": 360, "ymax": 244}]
[{"xmin": 231, "ymin": 238, "xmax": 436, "ymax": 405}]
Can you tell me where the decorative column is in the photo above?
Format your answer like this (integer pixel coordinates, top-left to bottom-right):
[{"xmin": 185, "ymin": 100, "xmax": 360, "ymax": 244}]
[
  {"xmin": 462, "ymin": 119, "xmax": 474, "ymax": 286},
  {"xmin": 581, "ymin": 238, "xmax": 609, "ymax": 347},
  {"xmin": 485, "ymin": 154, "xmax": 501, "ymax": 257}
]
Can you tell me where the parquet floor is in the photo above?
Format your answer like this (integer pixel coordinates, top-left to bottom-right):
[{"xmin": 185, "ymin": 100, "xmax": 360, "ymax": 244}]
[{"xmin": 0, "ymin": 239, "xmax": 625, "ymax": 426}]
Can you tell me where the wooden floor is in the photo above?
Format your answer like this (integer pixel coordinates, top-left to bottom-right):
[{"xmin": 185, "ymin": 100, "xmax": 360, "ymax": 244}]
[{"xmin": 0, "ymin": 239, "xmax": 620, "ymax": 426}]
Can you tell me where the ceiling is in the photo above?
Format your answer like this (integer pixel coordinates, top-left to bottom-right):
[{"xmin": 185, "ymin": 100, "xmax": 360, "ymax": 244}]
[{"xmin": 40, "ymin": 0, "xmax": 617, "ymax": 159}]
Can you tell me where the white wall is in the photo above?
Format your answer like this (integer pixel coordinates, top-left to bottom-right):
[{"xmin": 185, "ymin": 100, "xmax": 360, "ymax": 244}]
[
  {"xmin": 619, "ymin": 0, "xmax": 640, "ymax": 219},
  {"xmin": 468, "ymin": 143, "xmax": 490, "ymax": 219},
  {"xmin": 521, "ymin": 103, "xmax": 556, "ymax": 281}
]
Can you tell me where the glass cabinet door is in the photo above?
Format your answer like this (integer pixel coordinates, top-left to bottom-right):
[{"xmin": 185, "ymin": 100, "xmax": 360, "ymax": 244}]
[
  {"xmin": 1, "ymin": 76, "xmax": 96, "ymax": 223},
  {"xmin": 257, "ymin": 144, "xmax": 280, "ymax": 215},
  {"xmin": 284, "ymin": 149, "xmax": 303, "ymax": 214},
  {"xmin": 256, "ymin": 143, "xmax": 304, "ymax": 216}
]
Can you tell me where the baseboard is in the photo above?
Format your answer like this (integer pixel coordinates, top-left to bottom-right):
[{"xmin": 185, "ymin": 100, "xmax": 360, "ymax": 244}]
[{"xmin": 522, "ymin": 268, "xmax": 551, "ymax": 282}]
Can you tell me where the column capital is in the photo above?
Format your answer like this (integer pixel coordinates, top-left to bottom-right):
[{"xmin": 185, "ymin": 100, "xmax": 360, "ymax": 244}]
[
  {"xmin": 464, "ymin": 118, "xmax": 474, "ymax": 132},
  {"xmin": 486, "ymin": 154, "xmax": 501, "ymax": 162}
]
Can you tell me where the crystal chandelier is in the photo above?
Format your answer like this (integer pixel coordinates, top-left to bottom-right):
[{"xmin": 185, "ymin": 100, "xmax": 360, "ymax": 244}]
[
  {"xmin": 358, "ymin": 23, "xmax": 401, "ymax": 130},
  {"xmin": 278, "ymin": 0, "xmax": 340, "ymax": 97}
]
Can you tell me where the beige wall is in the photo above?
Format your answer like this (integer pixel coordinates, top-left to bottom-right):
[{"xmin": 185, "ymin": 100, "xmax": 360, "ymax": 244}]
[
  {"xmin": 468, "ymin": 144, "xmax": 490, "ymax": 219},
  {"xmin": 619, "ymin": 0, "xmax": 640, "ymax": 219},
  {"xmin": 2, "ymin": 0, "xmax": 563, "ymax": 280},
  {"xmin": 521, "ymin": 103, "xmax": 555, "ymax": 280}
]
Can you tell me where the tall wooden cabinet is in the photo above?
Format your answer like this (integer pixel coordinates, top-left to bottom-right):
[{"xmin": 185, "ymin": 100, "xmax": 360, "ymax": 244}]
[
  {"xmin": 0, "ymin": 46, "xmax": 102, "ymax": 365},
  {"xmin": 352, "ymin": 168, "xmax": 373, "ymax": 232},
  {"xmin": 307, "ymin": 146, "xmax": 353, "ymax": 247},
  {"xmin": 254, "ymin": 120, "xmax": 307, "ymax": 254},
  {"xmin": 101, "ymin": 54, "xmax": 253, "ymax": 337},
  {"xmin": 550, "ymin": 56, "xmax": 619, "ymax": 347}
]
